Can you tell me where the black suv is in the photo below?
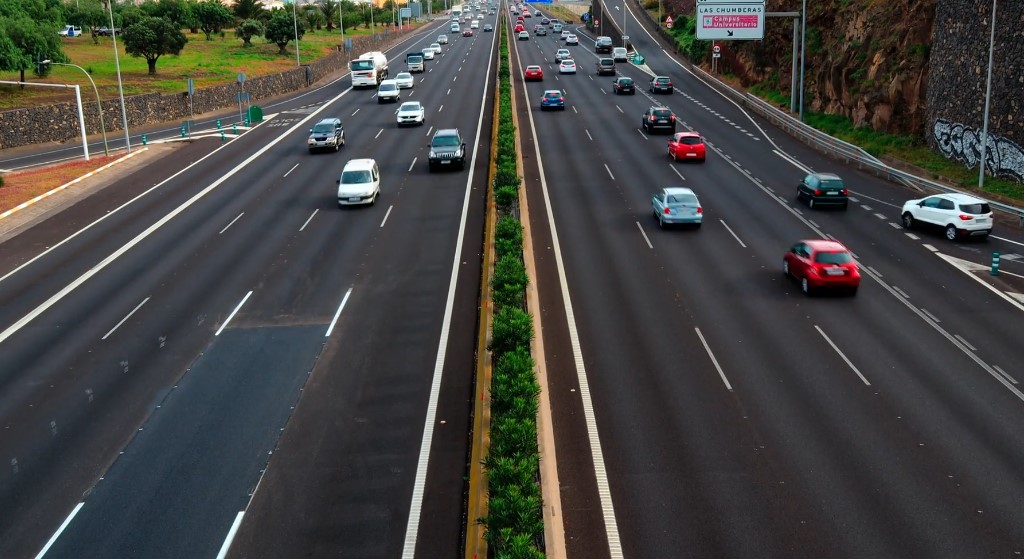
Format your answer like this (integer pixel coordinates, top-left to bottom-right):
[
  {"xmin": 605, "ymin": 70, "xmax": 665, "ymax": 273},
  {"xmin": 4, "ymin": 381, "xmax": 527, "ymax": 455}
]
[
  {"xmin": 307, "ymin": 117, "xmax": 345, "ymax": 153},
  {"xmin": 642, "ymin": 106, "xmax": 676, "ymax": 134},
  {"xmin": 650, "ymin": 76, "xmax": 673, "ymax": 94},
  {"xmin": 596, "ymin": 58, "xmax": 615, "ymax": 75},
  {"xmin": 594, "ymin": 36, "xmax": 613, "ymax": 53},
  {"xmin": 428, "ymin": 128, "xmax": 467, "ymax": 171},
  {"xmin": 612, "ymin": 76, "xmax": 635, "ymax": 95}
]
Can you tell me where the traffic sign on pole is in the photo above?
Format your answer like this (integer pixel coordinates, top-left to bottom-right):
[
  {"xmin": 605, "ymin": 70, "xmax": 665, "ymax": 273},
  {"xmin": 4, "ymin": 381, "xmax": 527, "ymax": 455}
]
[
  {"xmin": 696, "ymin": 1, "xmax": 765, "ymax": 40},
  {"xmin": 665, "ymin": 15, "xmax": 673, "ymax": 28}
]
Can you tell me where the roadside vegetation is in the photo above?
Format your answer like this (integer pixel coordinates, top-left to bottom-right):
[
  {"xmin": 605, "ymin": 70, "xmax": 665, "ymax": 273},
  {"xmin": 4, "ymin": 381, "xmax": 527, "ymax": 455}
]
[{"xmin": 481, "ymin": 19, "xmax": 546, "ymax": 559}]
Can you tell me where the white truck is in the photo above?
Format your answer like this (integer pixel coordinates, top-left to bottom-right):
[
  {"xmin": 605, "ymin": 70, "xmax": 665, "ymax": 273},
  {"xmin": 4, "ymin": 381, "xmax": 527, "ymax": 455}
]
[{"xmin": 350, "ymin": 51, "xmax": 388, "ymax": 88}]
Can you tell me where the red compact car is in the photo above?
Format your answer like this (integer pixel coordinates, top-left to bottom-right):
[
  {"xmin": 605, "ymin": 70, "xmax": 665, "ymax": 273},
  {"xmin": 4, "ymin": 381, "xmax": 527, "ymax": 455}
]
[
  {"xmin": 667, "ymin": 132, "xmax": 706, "ymax": 162},
  {"xmin": 523, "ymin": 65, "xmax": 544, "ymax": 81},
  {"xmin": 783, "ymin": 239, "xmax": 861, "ymax": 296},
  {"xmin": 463, "ymin": 28, "xmax": 474, "ymax": 36},
  {"xmin": 513, "ymin": 23, "xmax": 525, "ymax": 32}
]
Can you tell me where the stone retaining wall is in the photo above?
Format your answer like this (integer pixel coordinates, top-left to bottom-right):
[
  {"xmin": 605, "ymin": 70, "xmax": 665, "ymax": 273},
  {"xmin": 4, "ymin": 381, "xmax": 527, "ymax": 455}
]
[{"xmin": 0, "ymin": 29, "xmax": 416, "ymax": 150}]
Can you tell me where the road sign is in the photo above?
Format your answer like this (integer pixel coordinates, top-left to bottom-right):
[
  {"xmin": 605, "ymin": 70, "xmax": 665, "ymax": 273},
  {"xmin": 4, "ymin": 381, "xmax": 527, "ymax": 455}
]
[
  {"xmin": 622, "ymin": 35, "xmax": 629, "ymax": 41},
  {"xmin": 696, "ymin": 2, "xmax": 765, "ymax": 40},
  {"xmin": 400, "ymin": 7, "xmax": 411, "ymax": 17},
  {"xmin": 582, "ymin": 12, "xmax": 589, "ymax": 21},
  {"xmin": 713, "ymin": 45, "xmax": 721, "ymax": 53},
  {"xmin": 633, "ymin": 53, "xmax": 645, "ymax": 65},
  {"xmin": 713, "ymin": 53, "xmax": 721, "ymax": 58},
  {"xmin": 237, "ymin": 72, "xmax": 246, "ymax": 84},
  {"xmin": 665, "ymin": 15, "xmax": 673, "ymax": 28},
  {"xmin": 187, "ymin": 78, "xmax": 194, "ymax": 96}
]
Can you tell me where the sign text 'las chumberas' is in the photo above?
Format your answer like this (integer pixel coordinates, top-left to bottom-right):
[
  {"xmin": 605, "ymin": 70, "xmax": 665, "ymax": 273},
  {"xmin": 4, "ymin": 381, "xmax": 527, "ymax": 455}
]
[{"xmin": 695, "ymin": 1, "xmax": 765, "ymax": 41}]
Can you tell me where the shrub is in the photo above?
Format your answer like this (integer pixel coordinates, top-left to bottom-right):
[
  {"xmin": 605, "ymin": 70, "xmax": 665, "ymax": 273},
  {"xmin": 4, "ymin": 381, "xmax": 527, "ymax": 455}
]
[
  {"xmin": 495, "ymin": 184, "xmax": 519, "ymax": 213},
  {"xmin": 495, "ymin": 216, "xmax": 523, "ymax": 259},
  {"xmin": 492, "ymin": 255, "xmax": 528, "ymax": 309},
  {"xmin": 489, "ymin": 307, "xmax": 533, "ymax": 359}
]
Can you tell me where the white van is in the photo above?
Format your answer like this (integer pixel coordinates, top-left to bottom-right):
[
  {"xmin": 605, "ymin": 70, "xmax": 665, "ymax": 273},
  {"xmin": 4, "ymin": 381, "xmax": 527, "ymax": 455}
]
[
  {"xmin": 337, "ymin": 159, "xmax": 380, "ymax": 206},
  {"xmin": 470, "ymin": 20, "xmax": 479, "ymax": 29}
]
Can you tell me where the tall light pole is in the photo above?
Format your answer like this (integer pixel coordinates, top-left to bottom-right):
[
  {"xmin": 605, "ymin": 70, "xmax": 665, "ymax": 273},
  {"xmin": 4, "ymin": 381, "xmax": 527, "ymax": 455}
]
[
  {"xmin": 107, "ymin": 0, "xmax": 131, "ymax": 152},
  {"xmin": 339, "ymin": 0, "xmax": 345, "ymax": 45},
  {"xmin": 52, "ymin": 61, "xmax": 109, "ymax": 156},
  {"xmin": 292, "ymin": 0, "xmax": 301, "ymax": 66},
  {"xmin": 798, "ymin": 0, "xmax": 807, "ymax": 121},
  {"xmin": 978, "ymin": 0, "xmax": 997, "ymax": 188}
]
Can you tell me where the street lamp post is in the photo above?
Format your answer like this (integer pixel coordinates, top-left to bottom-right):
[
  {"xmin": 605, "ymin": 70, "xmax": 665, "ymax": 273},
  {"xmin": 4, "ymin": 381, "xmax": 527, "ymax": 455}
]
[
  {"xmin": 978, "ymin": 0, "xmax": 997, "ymax": 188},
  {"xmin": 798, "ymin": 0, "xmax": 807, "ymax": 121},
  {"xmin": 52, "ymin": 61, "xmax": 109, "ymax": 156},
  {"xmin": 292, "ymin": 0, "xmax": 301, "ymax": 66},
  {"xmin": 107, "ymin": 0, "xmax": 131, "ymax": 152}
]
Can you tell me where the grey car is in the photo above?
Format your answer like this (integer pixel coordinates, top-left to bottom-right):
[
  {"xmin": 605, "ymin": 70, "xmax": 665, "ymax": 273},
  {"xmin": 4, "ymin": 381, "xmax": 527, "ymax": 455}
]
[
  {"xmin": 652, "ymin": 187, "xmax": 703, "ymax": 228},
  {"xmin": 428, "ymin": 128, "xmax": 467, "ymax": 171},
  {"xmin": 307, "ymin": 117, "xmax": 345, "ymax": 153}
]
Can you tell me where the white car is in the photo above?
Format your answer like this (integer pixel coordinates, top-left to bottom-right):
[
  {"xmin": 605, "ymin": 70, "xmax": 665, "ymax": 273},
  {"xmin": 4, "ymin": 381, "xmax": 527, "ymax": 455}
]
[
  {"xmin": 560, "ymin": 29, "xmax": 570, "ymax": 40},
  {"xmin": 554, "ymin": 48, "xmax": 571, "ymax": 62},
  {"xmin": 396, "ymin": 101, "xmax": 426, "ymax": 126},
  {"xmin": 376, "ymin": 79, "xmax": 400, "ymax": 103},
  {"xmin": 429, "ymin": 42, "xmax": 442, "ymax": 54},
  {"xmin": 565, "ymin": 34, "xmax": 578, "ymax": 45},
  {"xmin": 394, "ymin": 72, "xmax": 414, "ymax": 89},
  {"xmin": 470, "ymin": 19, "xmax": 479, "ymax": 29},
  {"xmin": 612, "ymin": 47, "xmax": 628, "ymax": 62},
  {"xmin": 421, "ymin": 48, "xmax": 435, "ymax": 60},
  {"xmin": 901, "ymin": 193, "xmax": 993, "ymax": 240},
  {"xmin": 337, "ymin": 158, "xmax": 380, "ymax": 206},
  {"xmin": 558, "ymin": 59, "xmax": 577, "ymax": 74},
  {"xmin": 437, "ymin": 34, "xmax": 449, "ymax": 45}
]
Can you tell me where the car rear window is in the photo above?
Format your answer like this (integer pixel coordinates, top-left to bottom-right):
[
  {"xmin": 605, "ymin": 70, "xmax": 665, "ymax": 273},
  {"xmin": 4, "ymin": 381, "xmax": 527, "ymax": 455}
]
[
  {"xmin": 545, "ymin": 92, "xmax": 561, "ymax": 98},
  {"xmin": 656, "ymin": 78, "xmax": 670, "ymax": 84},
  {"xmin": 601, "ymin": 60, "xmax": 614, "ymax": 66},
  {"xmin": 815, "ymin": 251, "xmax": 853, "ymax": 264},
  {"xmin": 653, "ymin": 109, "xmax": 672, "ymax": 117},
  {"xmin": 677, "ymin": 136, "xmax": 702, "ymax": 145},
  {"xmin": 618, "ymin": 78, "xmax": 633, "ymax": 85},
  {"xmin": 666, "ymin": 194, "xmax": 697, "ymax": 205},
  {"xmin": 959, "ymin": 202, "xmax": 990, "ymax": 214},
  {"xmin": 820, "ymin": 179, "xmax": 845, "ymax": 188}
]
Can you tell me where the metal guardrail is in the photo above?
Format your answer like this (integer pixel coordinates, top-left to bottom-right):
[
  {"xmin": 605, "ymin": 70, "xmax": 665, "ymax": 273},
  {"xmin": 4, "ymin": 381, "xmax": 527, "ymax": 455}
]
[{"xmin": 687, "ymin": 64, "xmax": 1024, "ymax": 225}]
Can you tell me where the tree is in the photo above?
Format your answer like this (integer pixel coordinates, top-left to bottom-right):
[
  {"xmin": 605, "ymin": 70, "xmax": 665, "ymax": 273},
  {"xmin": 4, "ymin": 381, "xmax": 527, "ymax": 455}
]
[
  {"xmin": 192, "ymin": 0, "xmax": 233, "ymax": 40},
  {"xmin": 0, "ymin": 11, "xmax": 67, "ymax": 82},
  {"xmin": 264, "ymin": 8, "xmax": 303, "ymax": 55},
  {"xmin": 122, "ymin": 16, "xmax": 187, "ymax": 74},
  {"xmin": 317, "ymin": 0, "xmax": 337, "ymax": 32},
  {"xmin": 232, "ymin": 0, "xmax": 267, "ymax": 22},
  {"xmin": 148, "ymin": 0, "xmax": 196, "ymax": 30},
  {"xmin": 234, "ymin": 18, "xmax": 263, "ymax": 47},
  {"xmin": 118, "ymin": 5, "xmax": 147, "ymax": 29},
  {"xmin": 301, "ymin": 4, "xmax": 323, "ymax": 31}
]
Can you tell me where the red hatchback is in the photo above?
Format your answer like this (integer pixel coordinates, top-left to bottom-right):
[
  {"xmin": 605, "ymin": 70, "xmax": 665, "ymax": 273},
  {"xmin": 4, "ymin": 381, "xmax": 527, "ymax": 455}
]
[
  {"xmin": 523, "ymin": 65, "xmax": 544, "ymax": 81},
  {"xmin": 667, "ymin": 132, "xmax": 706, "ymax": 162},
  {"xmin": 513, "ymin": 23, "xmax": 525, "ymax": 32},
  {"xmin": 783, "ymin": 239, "xmax": 861, "ymax": 296}
]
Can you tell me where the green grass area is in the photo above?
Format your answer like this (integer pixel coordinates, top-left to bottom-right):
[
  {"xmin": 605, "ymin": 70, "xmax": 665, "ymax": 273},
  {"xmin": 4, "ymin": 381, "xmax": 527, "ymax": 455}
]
[{"xmin": 0, "ymin": 24, "xmax": 409, "ymax": 110}]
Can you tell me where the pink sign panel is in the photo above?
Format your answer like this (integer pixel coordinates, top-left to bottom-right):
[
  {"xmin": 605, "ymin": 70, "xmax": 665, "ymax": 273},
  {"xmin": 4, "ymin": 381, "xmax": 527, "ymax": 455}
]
[{"xmin": 702, "ymin": 15, "xmax": 759, "ymax": 28}]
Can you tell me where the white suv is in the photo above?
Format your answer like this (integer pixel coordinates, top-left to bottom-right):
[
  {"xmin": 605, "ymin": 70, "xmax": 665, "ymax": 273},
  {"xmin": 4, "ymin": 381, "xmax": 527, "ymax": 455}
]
[
  {"xmin": 901, "ymin": 193, "xmax": 993, "ymax": 240},
  {"xmin": 337, "ymin": 159, "xmax": 380, "ymax": 206}
]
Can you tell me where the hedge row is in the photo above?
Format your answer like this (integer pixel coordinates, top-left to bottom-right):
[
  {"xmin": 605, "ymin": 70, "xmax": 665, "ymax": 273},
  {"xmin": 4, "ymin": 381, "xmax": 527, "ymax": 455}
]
[{"xmin": 482, "ymin": 17, "xmax": 546, "ymax": 559}]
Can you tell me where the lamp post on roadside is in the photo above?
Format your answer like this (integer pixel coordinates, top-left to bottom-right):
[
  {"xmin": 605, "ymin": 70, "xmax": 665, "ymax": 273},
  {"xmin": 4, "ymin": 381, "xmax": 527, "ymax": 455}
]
[
  {"xmin": 798, "ymin": 0, "xmax": 807, "ymax": 121},
  {"xmin": 978, "ymin": 0, "xmax": 997, "ymax": 189},
  {"xmin": 51, "ymin": 61, "xmax": 109, "ymax": 156},
  {"xmin": 292, "ymin": 0, "xmax": 301, "ymax": 67},
  {"xmin": 107, "ymin": 0, "xmax": 131, "ymax": 152}
]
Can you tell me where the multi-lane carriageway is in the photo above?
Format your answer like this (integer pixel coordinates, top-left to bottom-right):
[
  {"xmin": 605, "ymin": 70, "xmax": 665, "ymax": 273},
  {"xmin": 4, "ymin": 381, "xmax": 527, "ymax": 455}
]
[{"xmin": 1, "ymin": 1, "xmax": 1023, "ymax": 558}]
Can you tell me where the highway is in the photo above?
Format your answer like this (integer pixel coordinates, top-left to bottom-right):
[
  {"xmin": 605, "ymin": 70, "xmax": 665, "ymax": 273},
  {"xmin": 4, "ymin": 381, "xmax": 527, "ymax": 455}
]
[
  {"xmin": 0, "ymin": 12, "xmax": 499, "ymax": 559},
  {"xmin": 511, "ymin": 3, "xmax": 1024, "ymax": 558}
]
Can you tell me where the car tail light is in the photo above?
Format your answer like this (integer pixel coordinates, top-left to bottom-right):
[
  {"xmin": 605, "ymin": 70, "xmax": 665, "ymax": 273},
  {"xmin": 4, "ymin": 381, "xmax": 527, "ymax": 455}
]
[
  {"xmin": 696, "ymin": 207, "xmax": 703, "ymax": 214},
  {"xmin": 959, "ymin": 214, "xmax": 973, "ymax": 221},
  {"xmin": 559, "ymin": 97, "xmax": 564, "ymax": 102},
  {"xmin": 649, "ymin": 115, "xmax": 656, "ymax": 121},
  {"xmin": 841, "ymin": 189, "xmax": 848, "ymax": 195},
  {"xmin": 664, "ymin": 207, "xmax": 671, "ymax": 214},
  {"xmin": 670, "ymin": 115, "xmax": 676, "ymax": 121},
  {"xmin": 813, "ymin": 189, "xmax": 822, "ymax": 196}
]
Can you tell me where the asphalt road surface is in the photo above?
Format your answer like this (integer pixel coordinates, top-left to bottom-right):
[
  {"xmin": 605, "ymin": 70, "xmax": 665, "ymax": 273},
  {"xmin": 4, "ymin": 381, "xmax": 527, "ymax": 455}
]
[
  {"xmin": 0, "ymin": 12, "xmax": 498, "ymax": 559},
  {"xmin": 512, "ymin": 4, "xmax": 1024, "ymax": 558}
]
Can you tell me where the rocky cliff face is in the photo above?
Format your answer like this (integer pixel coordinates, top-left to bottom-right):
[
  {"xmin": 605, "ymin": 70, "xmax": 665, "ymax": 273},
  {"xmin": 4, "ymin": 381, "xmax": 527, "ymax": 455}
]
[{"xmin": 669, "ymin": 0, "xmax": 935, "ymax": 136}]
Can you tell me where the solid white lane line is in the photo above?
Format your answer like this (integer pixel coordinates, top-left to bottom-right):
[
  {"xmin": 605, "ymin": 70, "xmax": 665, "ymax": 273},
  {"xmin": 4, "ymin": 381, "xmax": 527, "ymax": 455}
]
[
  {"xmin": 402, "ymin": 23, "xmax": 499, "ymax": 558},
  {"xmin": 773, "ymin": 149, "xmax": 812, "ymax": 173},
  {"xmin": 408, "ymin": 157, "xmax": 417, "ymax": 172},
  {"xmin": 299, "ymin": 209, "xmax": 318, "ymax": 232},
  {"xmin": 283, "ymin": 163, "xmax": 300, "ymax": 177},
  {"xmin": 585, "ymin": 129, "xmax": 593, "ymax": 141},
  {"xmin": 604, "ymin": 164, "xmax": 615, "ymax": 180},
  {"xmin": 695, "ymin": 327, "xmax": 733, "ymax": 391},
  {"xmin": 808, "ymin": 220, "xmax": 819, "ymax": 228},
  {"xmin": 920, "ymin": 308, "xmax": 941, "ymax": 323},
  {"xmin": 215, "ymin": 291, "xmax": 252, "ymax": 336},
  {"xmin": 214, "ymin": 511, "xmax": 245, "ymax": 559},
  {"xmin": 892, "ymin": 286, "xmax": 910, "ymax": 298},
  {"xmin": 719, "ymin": 220, "xmax": 746, "ymax": 248},
  {"xmin": 992, "ymin": 235, "xmax": 1024, "ymax": 247},
  {"xmin": 994, "ymin": 365, "xmax": 1019, "ymax": 384},
  {"xmin": 375, "ymin": 129, "xmax": 383, "ymax": 139},
  {"xmin": 219, "ymin": 212, "xmax": 244, "ymax": 235},
  {"xmin": 33, "ymin": 502, "xmax": 84, "ymax": 559},
  {"xmin": 380, "ymin": 205, "xmax": 394, "ymax": 228},
  {"xmin": 954, "ymin": 334, "xmax": 977, "ymax": 352},
  {"xmin": 636, "ymin": 221, "xmax": 653, "ymax": 249},
  {"xmin": 102, "ymin": 297, "xmax": 151, "ymax": 340},
  {"xmin": 815, "ymin": 325, "xmax": 871, "ymax": 386},
  {"xmin": 866, "ymin": 265, "xmax": 882, "ymax": 277},
  {"xmin": 325, "ymin": 287, "xmax": 353, "ymax": 337}
]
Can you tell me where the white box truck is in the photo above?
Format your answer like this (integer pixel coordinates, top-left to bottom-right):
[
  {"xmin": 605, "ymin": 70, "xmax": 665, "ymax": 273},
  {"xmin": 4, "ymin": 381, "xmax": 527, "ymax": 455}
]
[{"xmin": 350, "ymin": 51, "xmax": 388, "ymax": 88}]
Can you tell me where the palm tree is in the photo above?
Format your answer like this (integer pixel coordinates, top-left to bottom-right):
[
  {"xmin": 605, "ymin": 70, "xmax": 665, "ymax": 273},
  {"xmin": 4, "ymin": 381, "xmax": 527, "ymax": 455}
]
[
  {"xmin": 318, "ymin": 0, "xmax": 338, "ymax": 32},
  {"xmin": 233, "ymin": 0, "xmax": 267, "ymax": 22},
  {"xmin": 302, "ymin": 4, "xmax": 325, "ymax": 30}
]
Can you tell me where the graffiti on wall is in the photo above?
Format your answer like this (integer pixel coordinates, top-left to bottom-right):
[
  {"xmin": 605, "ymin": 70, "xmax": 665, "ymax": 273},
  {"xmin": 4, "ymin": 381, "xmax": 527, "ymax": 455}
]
[{"xmin": 934, "ymin": 119, "xmax": 1024, "ymax": 183}]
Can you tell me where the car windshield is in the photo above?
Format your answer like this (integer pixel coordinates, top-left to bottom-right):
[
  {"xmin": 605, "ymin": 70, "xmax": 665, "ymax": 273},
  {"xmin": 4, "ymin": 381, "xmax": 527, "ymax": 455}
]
[
  {"xmin": 433, "ymin": 135, "xmax": 461, "ymax": 147},
  {"xmin": 815, "ymin": 251, "xmax": 853, "ymax": 264},
  {"xmin": 676, "ymin": 136, "xmax": 702, "ymax": 145},
  {"xmin": 312, "ymin": 123, "xmax": 335, "ymax": 133},
  {"xmin": 351, "ymin": 60, "xmax": 374, "ymax": 71},
  {"xmin": 960, "ymin": 202, "xmax": 990, "ymax": 214},
  {"xmin": 341, "ymin": 170, "xmax": 372, "ymax": 184},
  {"xmin": 397, "ymin": 73, "xmax": 411, "ymax": 79},
  {"xmin": 379, "ymin": 83, "xmax": 396, "ymax": 91},
  {"xmin": 666, "ymin": 194, "xmax": 698, "ymax": 206},
  {"xmin": 400, "ymin": 103, "xmax": 420, "ymax": 111}
]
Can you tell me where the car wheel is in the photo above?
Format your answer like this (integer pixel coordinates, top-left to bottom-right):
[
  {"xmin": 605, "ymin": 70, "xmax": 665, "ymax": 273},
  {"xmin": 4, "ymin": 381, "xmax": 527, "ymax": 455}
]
[
  {"xmin": 801, "ymin": 277, "xmax": 811, "ymax": 295},
  {"xmin": 945, "ymin": 224, "xmax": 959, "ymax": 241},
  {"xmin": 334, "ymin": 142, "xmax": 340, "ymax": 152},
  {"xmin": 783, "ymin": 259, "xmax": 790, "ymax": 277},
  {"xmin": 669, "ymin": 147, "xmax": 676, "ymax": 161},
  {"xmin": 901, "ymin": 212, "xmax": 914, "ymax": 228},
  {"xmin": 658, "ymin": 214, "xmax": 665, "ymax": 228},
  {"xmin": 340, "ymin": 135, "xmax": 346, "ymax": 146},
  {"xmin": 808, "ymin": 198, "xmax": 816, "ymax": 209}
]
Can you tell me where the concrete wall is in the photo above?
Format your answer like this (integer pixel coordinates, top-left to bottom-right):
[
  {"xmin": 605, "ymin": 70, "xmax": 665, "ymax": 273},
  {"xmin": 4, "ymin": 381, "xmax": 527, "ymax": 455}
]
[
  {"xmin": 927, "ymin": 0, "xmax": 1024, "ymax": 182},
  {"xmin": 0, "ymin": 30, "xmax": 410, "ymax": 150}
]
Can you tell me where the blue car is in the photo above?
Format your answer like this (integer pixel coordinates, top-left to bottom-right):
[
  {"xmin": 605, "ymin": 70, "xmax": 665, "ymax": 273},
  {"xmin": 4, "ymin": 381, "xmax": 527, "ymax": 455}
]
[
  {"xmin": 540, "ymin": 90, "xmax": 565, "ymax": 111},
  {"xmin": 651, "ymin": 187, "xmax": 703, "ymax": 228}
]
